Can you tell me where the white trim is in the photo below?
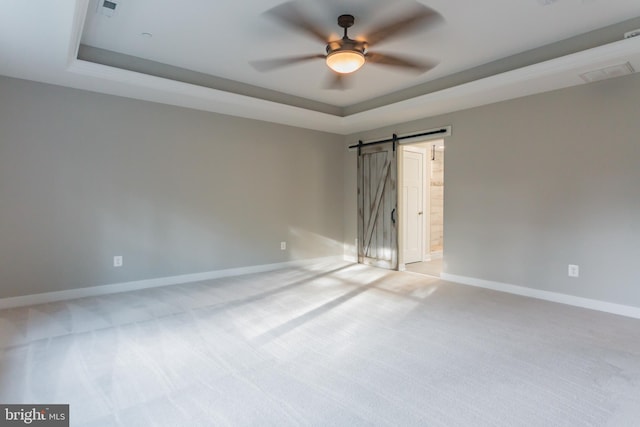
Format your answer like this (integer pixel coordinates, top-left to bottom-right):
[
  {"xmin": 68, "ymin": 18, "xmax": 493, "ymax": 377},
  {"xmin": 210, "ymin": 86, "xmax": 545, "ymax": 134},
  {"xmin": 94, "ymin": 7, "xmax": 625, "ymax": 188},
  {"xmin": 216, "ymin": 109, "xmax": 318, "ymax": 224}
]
[
  {"xmin": 67, "ymin": 1, "xmax": 89, "ymax": 66},
  {"xmin": 441, "ymin": 273, "xmax": 640, "ymax": 319},
  {"xmin": 66, "ymin": 60, "xmax": 345, "ymax": 135},
  {"xmin": 0, "ymin": 256, "xmax": 343, "ymax": 310}
]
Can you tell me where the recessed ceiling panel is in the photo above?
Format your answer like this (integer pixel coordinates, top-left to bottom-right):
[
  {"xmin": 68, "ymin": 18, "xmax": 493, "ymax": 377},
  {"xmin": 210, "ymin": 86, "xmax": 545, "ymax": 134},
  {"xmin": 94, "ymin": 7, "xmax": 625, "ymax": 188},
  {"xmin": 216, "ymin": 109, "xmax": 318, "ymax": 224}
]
[{"xmin": 80, "ymin": 0, "xmax": 640, "ymax": 108}]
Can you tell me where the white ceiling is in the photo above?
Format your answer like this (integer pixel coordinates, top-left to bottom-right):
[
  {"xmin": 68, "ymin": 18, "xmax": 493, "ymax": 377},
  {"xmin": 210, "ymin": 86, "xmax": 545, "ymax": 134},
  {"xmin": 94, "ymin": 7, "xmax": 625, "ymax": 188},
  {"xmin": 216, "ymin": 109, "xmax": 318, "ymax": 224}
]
[{"xmin": 1, "ymin": 0, "xmax": 640, "ymax": 134}]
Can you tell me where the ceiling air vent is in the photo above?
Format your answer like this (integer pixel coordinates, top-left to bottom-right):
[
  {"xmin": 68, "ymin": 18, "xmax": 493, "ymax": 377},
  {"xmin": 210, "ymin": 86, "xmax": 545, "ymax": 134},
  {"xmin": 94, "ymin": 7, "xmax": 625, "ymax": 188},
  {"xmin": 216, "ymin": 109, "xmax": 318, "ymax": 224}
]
[
  {"xmin": 97, "ymin": 0, "xmax": 120, "ymax": 17},
  {"xmin": 579, "ymin": 62, "xmax": 635, "ymax": 83}
]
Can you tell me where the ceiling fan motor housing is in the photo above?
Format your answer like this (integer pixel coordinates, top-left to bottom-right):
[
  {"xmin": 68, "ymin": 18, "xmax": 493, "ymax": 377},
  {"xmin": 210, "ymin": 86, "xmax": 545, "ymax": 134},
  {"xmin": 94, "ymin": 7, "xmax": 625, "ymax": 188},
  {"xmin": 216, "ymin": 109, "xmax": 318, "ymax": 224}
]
[{"xmin": 326, "ymin": 38, "xmax": 367, "ymax": 56}]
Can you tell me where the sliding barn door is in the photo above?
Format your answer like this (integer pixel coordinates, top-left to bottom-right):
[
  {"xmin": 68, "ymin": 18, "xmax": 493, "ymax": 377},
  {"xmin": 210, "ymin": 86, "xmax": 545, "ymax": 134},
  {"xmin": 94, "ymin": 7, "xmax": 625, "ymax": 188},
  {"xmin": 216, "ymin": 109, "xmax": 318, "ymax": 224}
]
[{"xmin": 358, "ymin": 143, "xmax": 398, "ymax": 269}]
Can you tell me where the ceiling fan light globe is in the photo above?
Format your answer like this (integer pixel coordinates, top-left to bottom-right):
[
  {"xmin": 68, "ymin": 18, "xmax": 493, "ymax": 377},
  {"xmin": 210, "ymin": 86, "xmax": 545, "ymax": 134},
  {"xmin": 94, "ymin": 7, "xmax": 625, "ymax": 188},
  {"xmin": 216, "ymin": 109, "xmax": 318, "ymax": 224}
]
[{"xmin": 326, "ymin": 50, "xmax": 365, "ymax": 74}]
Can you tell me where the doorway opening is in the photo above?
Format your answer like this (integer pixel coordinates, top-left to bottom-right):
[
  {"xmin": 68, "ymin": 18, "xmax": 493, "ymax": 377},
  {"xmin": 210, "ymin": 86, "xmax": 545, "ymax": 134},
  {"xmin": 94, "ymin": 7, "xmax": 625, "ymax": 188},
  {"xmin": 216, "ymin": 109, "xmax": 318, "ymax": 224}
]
[{"xmin": 399, "ymin": 139, "xmax": 444, "ymax": 277}]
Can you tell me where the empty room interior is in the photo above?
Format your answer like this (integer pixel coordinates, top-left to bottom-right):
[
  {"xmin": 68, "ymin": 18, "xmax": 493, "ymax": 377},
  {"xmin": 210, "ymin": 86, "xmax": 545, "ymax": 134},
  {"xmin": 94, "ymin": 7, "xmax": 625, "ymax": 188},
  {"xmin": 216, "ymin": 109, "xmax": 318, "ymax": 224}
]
[{"xmin": 1, "ymin": 0, "xmax": 640, "ymax": 425}]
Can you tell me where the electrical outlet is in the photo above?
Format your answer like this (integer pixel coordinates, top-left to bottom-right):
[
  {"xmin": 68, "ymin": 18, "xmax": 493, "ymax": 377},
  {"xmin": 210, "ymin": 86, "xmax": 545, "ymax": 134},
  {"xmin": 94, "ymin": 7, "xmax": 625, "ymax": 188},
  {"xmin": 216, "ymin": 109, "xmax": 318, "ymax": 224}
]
[
  {"xmin": 113, "ymin": 256, "xmax": 123, "ymax": 267},
  {"xmin": 568, "ymin": 264, "xmax": 579, "ymax": 278},
  {"xmin": 280, "ymin": 242, "xmax": 286, "ymax": 250}
]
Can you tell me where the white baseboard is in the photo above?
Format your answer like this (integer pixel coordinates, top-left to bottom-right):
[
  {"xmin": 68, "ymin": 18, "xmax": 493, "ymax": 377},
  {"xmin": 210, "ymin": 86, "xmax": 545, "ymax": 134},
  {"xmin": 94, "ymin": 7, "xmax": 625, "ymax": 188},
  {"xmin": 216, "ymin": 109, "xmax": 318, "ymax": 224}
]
[
  {"xmin": 0, "ymin": 256, "xmax": 344, "ymax": 310},
  {"xmin": 441, "ymin": 273, "xmax": 640, "ymax": 319},
  {"xmin": 343, "ymin": 255, "xmax": 358, "ymax": 263}
]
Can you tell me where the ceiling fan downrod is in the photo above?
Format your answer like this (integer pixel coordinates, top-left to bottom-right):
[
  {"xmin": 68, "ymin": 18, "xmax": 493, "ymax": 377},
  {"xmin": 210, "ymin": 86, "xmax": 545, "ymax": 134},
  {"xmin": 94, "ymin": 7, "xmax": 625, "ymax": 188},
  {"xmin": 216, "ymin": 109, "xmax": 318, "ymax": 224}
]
[{"xmin": 338, "ymin": 14, "xmax": 355, "ymax": 39}]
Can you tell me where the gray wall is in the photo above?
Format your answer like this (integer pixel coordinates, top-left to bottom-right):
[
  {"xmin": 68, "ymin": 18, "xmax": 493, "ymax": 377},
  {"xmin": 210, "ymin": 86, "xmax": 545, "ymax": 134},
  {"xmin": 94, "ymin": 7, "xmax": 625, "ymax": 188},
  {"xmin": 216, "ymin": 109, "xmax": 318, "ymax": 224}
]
[
  {"xmin": 0, "ymin": 76, "xmax": 344, "ymax": 299},
  {"xmin": 344, "ymin": 72, "xmax": 640, "ymax": 308}
]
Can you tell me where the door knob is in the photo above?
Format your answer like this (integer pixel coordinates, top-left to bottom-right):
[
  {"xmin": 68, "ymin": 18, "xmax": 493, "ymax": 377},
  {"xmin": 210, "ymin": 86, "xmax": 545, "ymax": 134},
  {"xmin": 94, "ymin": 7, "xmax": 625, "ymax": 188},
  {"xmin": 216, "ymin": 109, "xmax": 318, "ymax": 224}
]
[{"xmin": 418, "ymin": 211, "xmax": 423, "ymax": 215}]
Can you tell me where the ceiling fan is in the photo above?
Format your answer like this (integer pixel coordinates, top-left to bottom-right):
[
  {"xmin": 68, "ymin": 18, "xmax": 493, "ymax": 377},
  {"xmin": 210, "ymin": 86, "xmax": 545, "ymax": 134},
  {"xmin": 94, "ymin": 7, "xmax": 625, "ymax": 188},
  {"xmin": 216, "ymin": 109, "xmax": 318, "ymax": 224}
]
[{"xmin": 251, "ymin": 2, "xmax": 443, "ymax": 89}]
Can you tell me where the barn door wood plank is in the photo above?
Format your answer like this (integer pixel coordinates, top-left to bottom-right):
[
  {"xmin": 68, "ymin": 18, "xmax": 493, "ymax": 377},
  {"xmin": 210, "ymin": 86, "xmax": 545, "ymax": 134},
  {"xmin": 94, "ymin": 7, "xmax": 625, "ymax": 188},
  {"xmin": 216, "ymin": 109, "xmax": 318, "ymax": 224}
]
[{"xmin": 363, "ymin": 157, "xmax": 391, "ymax": 255}]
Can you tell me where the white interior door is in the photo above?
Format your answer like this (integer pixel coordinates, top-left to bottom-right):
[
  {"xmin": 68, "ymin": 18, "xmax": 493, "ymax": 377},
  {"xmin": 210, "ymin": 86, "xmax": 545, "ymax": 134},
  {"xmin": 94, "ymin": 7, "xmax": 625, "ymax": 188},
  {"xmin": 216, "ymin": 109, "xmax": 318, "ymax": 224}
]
[{"xmin": 402, "ymin": 146, "xmax": 425, "ymax": 264}]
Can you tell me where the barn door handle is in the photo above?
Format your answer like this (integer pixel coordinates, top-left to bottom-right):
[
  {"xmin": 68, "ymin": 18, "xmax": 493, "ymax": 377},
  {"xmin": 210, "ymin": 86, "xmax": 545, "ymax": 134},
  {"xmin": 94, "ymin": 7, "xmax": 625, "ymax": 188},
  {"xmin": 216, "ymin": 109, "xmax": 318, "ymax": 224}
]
[{"xmin": 391, "ymin": 208, "xmax": 396, "ymax": 224}]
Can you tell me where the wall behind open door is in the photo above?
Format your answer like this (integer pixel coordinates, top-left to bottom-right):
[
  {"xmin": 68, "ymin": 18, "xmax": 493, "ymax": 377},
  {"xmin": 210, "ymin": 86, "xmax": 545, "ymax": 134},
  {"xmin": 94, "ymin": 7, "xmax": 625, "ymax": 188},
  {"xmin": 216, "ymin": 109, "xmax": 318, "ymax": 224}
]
[
  {"xmin": 357, "ymin": 143, "xmax": 398, "ymax": 270},
  {"xmin": 429, "ymin": 144, "xmax": 445, "ymax": 256}
]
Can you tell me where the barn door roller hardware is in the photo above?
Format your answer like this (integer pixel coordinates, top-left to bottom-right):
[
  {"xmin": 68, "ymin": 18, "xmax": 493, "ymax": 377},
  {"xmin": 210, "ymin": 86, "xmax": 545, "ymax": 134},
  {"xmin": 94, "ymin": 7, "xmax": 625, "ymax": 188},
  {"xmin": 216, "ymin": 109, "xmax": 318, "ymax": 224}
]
[{"xmin": 350, "ymin": 128, "xmax": 449, "ymax": 155}]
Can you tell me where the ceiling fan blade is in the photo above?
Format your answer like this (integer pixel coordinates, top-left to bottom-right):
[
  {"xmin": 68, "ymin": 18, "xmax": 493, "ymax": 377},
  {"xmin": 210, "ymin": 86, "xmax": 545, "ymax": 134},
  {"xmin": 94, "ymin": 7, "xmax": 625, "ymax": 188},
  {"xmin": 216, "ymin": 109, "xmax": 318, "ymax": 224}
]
[
  {"xmin": 325, "ymin": 72, "xmax": 351, "ymax": 90},
  {"xmin": 265, "ymin": 2, "xmax": 329, "ymax": 43},
  {"xmin": 251, "ymin": 54, "xmax": 325, "ymax": 72},
  {"xmin": 366, "ymin": 52, "xmax": 437, "ymax": 73},
  {"xmin": 364, "ymin": 5, "xmax": 443, "ymax": 47}
]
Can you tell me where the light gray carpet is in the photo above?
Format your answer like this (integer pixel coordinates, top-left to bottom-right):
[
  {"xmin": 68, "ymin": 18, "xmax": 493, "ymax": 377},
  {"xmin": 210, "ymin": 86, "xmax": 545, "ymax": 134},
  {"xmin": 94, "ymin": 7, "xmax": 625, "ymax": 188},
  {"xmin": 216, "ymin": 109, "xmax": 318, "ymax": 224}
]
[{"xmin": 1, "ymin": 261, "xmax": 639, "ymax": 426}]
